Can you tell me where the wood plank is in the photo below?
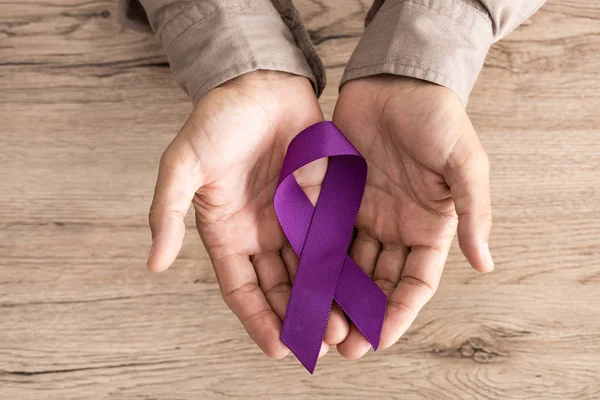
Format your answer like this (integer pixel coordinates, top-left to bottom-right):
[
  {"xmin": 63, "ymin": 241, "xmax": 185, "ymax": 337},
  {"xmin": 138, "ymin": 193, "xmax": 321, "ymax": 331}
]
[{"xmin": 1, "ymin": 284, "xmax": 599, "ymax": 399}]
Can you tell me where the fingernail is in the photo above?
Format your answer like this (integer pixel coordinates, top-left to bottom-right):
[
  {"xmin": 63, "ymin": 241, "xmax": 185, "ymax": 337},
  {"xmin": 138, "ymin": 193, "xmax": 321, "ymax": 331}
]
[
  {"xmin": 318, "ymin": 342, "xmax": 329, "ymax": 358},
  {"xmin": 147, "ymin": 240, "xmax": 156, "ymax": 265},
  {"xmin": 483, "ymin": 243, "xmax": 494, "ymax": 270}
]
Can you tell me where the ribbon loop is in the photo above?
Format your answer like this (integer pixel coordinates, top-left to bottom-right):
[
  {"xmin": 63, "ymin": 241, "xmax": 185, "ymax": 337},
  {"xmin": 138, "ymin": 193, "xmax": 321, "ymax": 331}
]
[{"xmin": 274, "ymin": 122, "xmax": 387, "ymax": 373}]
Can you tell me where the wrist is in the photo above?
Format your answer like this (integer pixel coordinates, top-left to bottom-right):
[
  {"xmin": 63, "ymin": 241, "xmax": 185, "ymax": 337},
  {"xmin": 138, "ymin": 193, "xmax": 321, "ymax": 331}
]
[
  {"xmin": 343, "ymin": 74, "xmax": 462, "ymax": 110},
  {"xmin": 218, "ymin": 69, "xmax": 316, "ymax": 108},
  {"xmin": 221, "ymin": 70, "xmax": 311, "ymax": 91},
  {"xmin": 201, "ymin": 70, "xmax": 320, "ymax": 128}
]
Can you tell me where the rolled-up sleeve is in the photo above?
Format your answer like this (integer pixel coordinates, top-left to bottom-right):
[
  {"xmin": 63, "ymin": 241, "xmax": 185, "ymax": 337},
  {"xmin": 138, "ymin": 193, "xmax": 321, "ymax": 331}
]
[
  {"xmin": 116, "ymin": 0, "xmax": 325, "ymax": 102},
  {"xmin": 342, "ymin": 0, "xmax": 546, "ymax": 105}
]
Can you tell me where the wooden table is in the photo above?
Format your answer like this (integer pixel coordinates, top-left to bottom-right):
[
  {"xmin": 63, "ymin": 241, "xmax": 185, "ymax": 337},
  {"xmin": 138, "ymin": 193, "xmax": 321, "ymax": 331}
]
[{"xmin": 1, "ymin": 0, "xmax": 599, "ymax": 398}]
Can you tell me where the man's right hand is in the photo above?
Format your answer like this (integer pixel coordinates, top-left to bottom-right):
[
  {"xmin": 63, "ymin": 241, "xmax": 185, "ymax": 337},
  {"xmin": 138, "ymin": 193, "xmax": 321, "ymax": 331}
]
[{"xmin": 146, "ymin": 71, "xmax": 350, "ymax": 360}]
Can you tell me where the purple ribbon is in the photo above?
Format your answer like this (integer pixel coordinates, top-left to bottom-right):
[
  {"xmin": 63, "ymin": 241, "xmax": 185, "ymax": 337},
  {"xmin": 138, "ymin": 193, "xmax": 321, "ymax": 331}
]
[{"xmin": 274, "ymin": 121, "xmax": 387, "ymax": 373}]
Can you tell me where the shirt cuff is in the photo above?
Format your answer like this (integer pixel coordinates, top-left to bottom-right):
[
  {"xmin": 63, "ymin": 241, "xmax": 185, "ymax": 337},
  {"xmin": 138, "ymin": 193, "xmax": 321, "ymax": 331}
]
[
  {"xmin": 341, "ymin": 0, "xmax": 494, "ymax": 105},
  {"xmin": 117, "ymin": 1, "xmax": 323, "ymax": 103}
]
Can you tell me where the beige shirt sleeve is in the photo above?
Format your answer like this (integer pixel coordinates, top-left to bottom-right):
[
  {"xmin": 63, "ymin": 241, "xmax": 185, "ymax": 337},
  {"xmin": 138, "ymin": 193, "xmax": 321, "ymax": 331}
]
[
  {"xmin": 115, "ymin": 0, "xmax": 325, "ymax": 102},
  {"xmin": 343, "ymin": 0, "xmax": 547, "ymax": 105}
]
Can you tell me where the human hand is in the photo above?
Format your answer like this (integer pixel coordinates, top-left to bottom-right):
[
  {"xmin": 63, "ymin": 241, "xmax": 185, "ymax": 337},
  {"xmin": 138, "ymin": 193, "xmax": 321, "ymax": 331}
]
[
  {"xmin": 332, "ymin": 75, "xmax": 494, "ymax": 359},
  {"xmin": 147, "ymin": 71, "xmax": 349, "ymax": 359}
]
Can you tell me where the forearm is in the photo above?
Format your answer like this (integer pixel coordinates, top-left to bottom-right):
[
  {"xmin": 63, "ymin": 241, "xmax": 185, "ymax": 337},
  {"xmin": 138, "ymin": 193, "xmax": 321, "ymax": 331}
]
[
  {"xmin": 116, "ymin": 0, "xmax": 325, "ymax": 102},
  {"xmin": 343, "ymin": 0, "xmax": 547, "ymax": 105}
]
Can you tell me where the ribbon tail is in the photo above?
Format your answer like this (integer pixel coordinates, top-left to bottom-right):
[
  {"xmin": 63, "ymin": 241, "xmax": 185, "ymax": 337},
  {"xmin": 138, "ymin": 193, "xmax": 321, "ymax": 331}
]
[
  {"xmin": 281, "ymin": 324, "xmax": 320, "ymax": 374},
  {"xmin": 334, "ymin": 256, "xmax": 387, "ymax": 350}
]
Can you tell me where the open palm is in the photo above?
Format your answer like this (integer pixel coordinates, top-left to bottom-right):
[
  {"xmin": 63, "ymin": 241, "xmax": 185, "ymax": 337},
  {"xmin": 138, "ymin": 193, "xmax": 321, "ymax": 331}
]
[
  {"xmin": 333, "ymin": 76, "xmax": 494, "ymax": 359},
  {"xmin": 146, "ymin": 71, "xmax": 348, "ymax": 359}
]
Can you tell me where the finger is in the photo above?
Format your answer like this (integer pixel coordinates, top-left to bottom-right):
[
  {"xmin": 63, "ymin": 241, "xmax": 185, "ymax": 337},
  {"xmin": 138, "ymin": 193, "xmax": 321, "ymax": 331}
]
[
  {"xmin": 336, "ymin": 324, "xmax": 373, "ymax": 360},
  {"xmin": 319, "ymin": 342, "xmax": 330, "ymax": 359},
  {"xmin": 281, "ymin": 242, "xmax": 349, "ymax": 345},
  {"xmin": 379, "ymin": 244, "xmax": 449, "ymax": 349},
  {"xmin": 147, "ymin": 138, "xmax": 203, "ymax": 272},
  {"xmin": 214, "ymin": 253, "xmax": 289, "ymax": 359},
  {"xmin": 372, "ymin": 244, "xmax": 409, "ymax": 293},
  {"xmin": 251, "ymin": 252, "xmax": 292, "ymax": 320},
  {"xmin": 281, "ymin": 241, "xmax": 299, "ymax": 281},
  {"xmin": 367, "ymin": 244, "xmax": 408, "ymax": 354},
  {"xmin": 445, "ymin": 130, "xmax": 493, "ymax": 273},
  {"xmin": 324, "ymin": 303, "xmax": 349, "ymax": 345},
  {"xmin": 348, "ymin": 231, "xmax": 381, "ymax": 278}
]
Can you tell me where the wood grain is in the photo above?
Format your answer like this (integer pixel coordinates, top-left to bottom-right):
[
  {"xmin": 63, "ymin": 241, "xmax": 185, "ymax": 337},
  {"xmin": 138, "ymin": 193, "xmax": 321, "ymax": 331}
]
[{"xmin": 1, "ymin": 0, "xmax": 599, "ymax": 398}]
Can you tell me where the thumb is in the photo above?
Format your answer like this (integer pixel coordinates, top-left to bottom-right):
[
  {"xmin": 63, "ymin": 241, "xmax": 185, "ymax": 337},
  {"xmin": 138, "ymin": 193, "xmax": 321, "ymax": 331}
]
[
  {"xmin": 147, "ymin": 137, "xmax": 204, "ymax": 272},
  {"xmin": 444, "ymin": 123, "xmax": 494, "ymax": 273}
]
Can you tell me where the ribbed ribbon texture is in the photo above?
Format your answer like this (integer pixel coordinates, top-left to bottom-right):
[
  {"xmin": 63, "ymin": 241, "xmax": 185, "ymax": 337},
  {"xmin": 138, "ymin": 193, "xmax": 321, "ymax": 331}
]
[{"xmin": 274, "ymin": 121, "xmax": 387, "ymax": 373}]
